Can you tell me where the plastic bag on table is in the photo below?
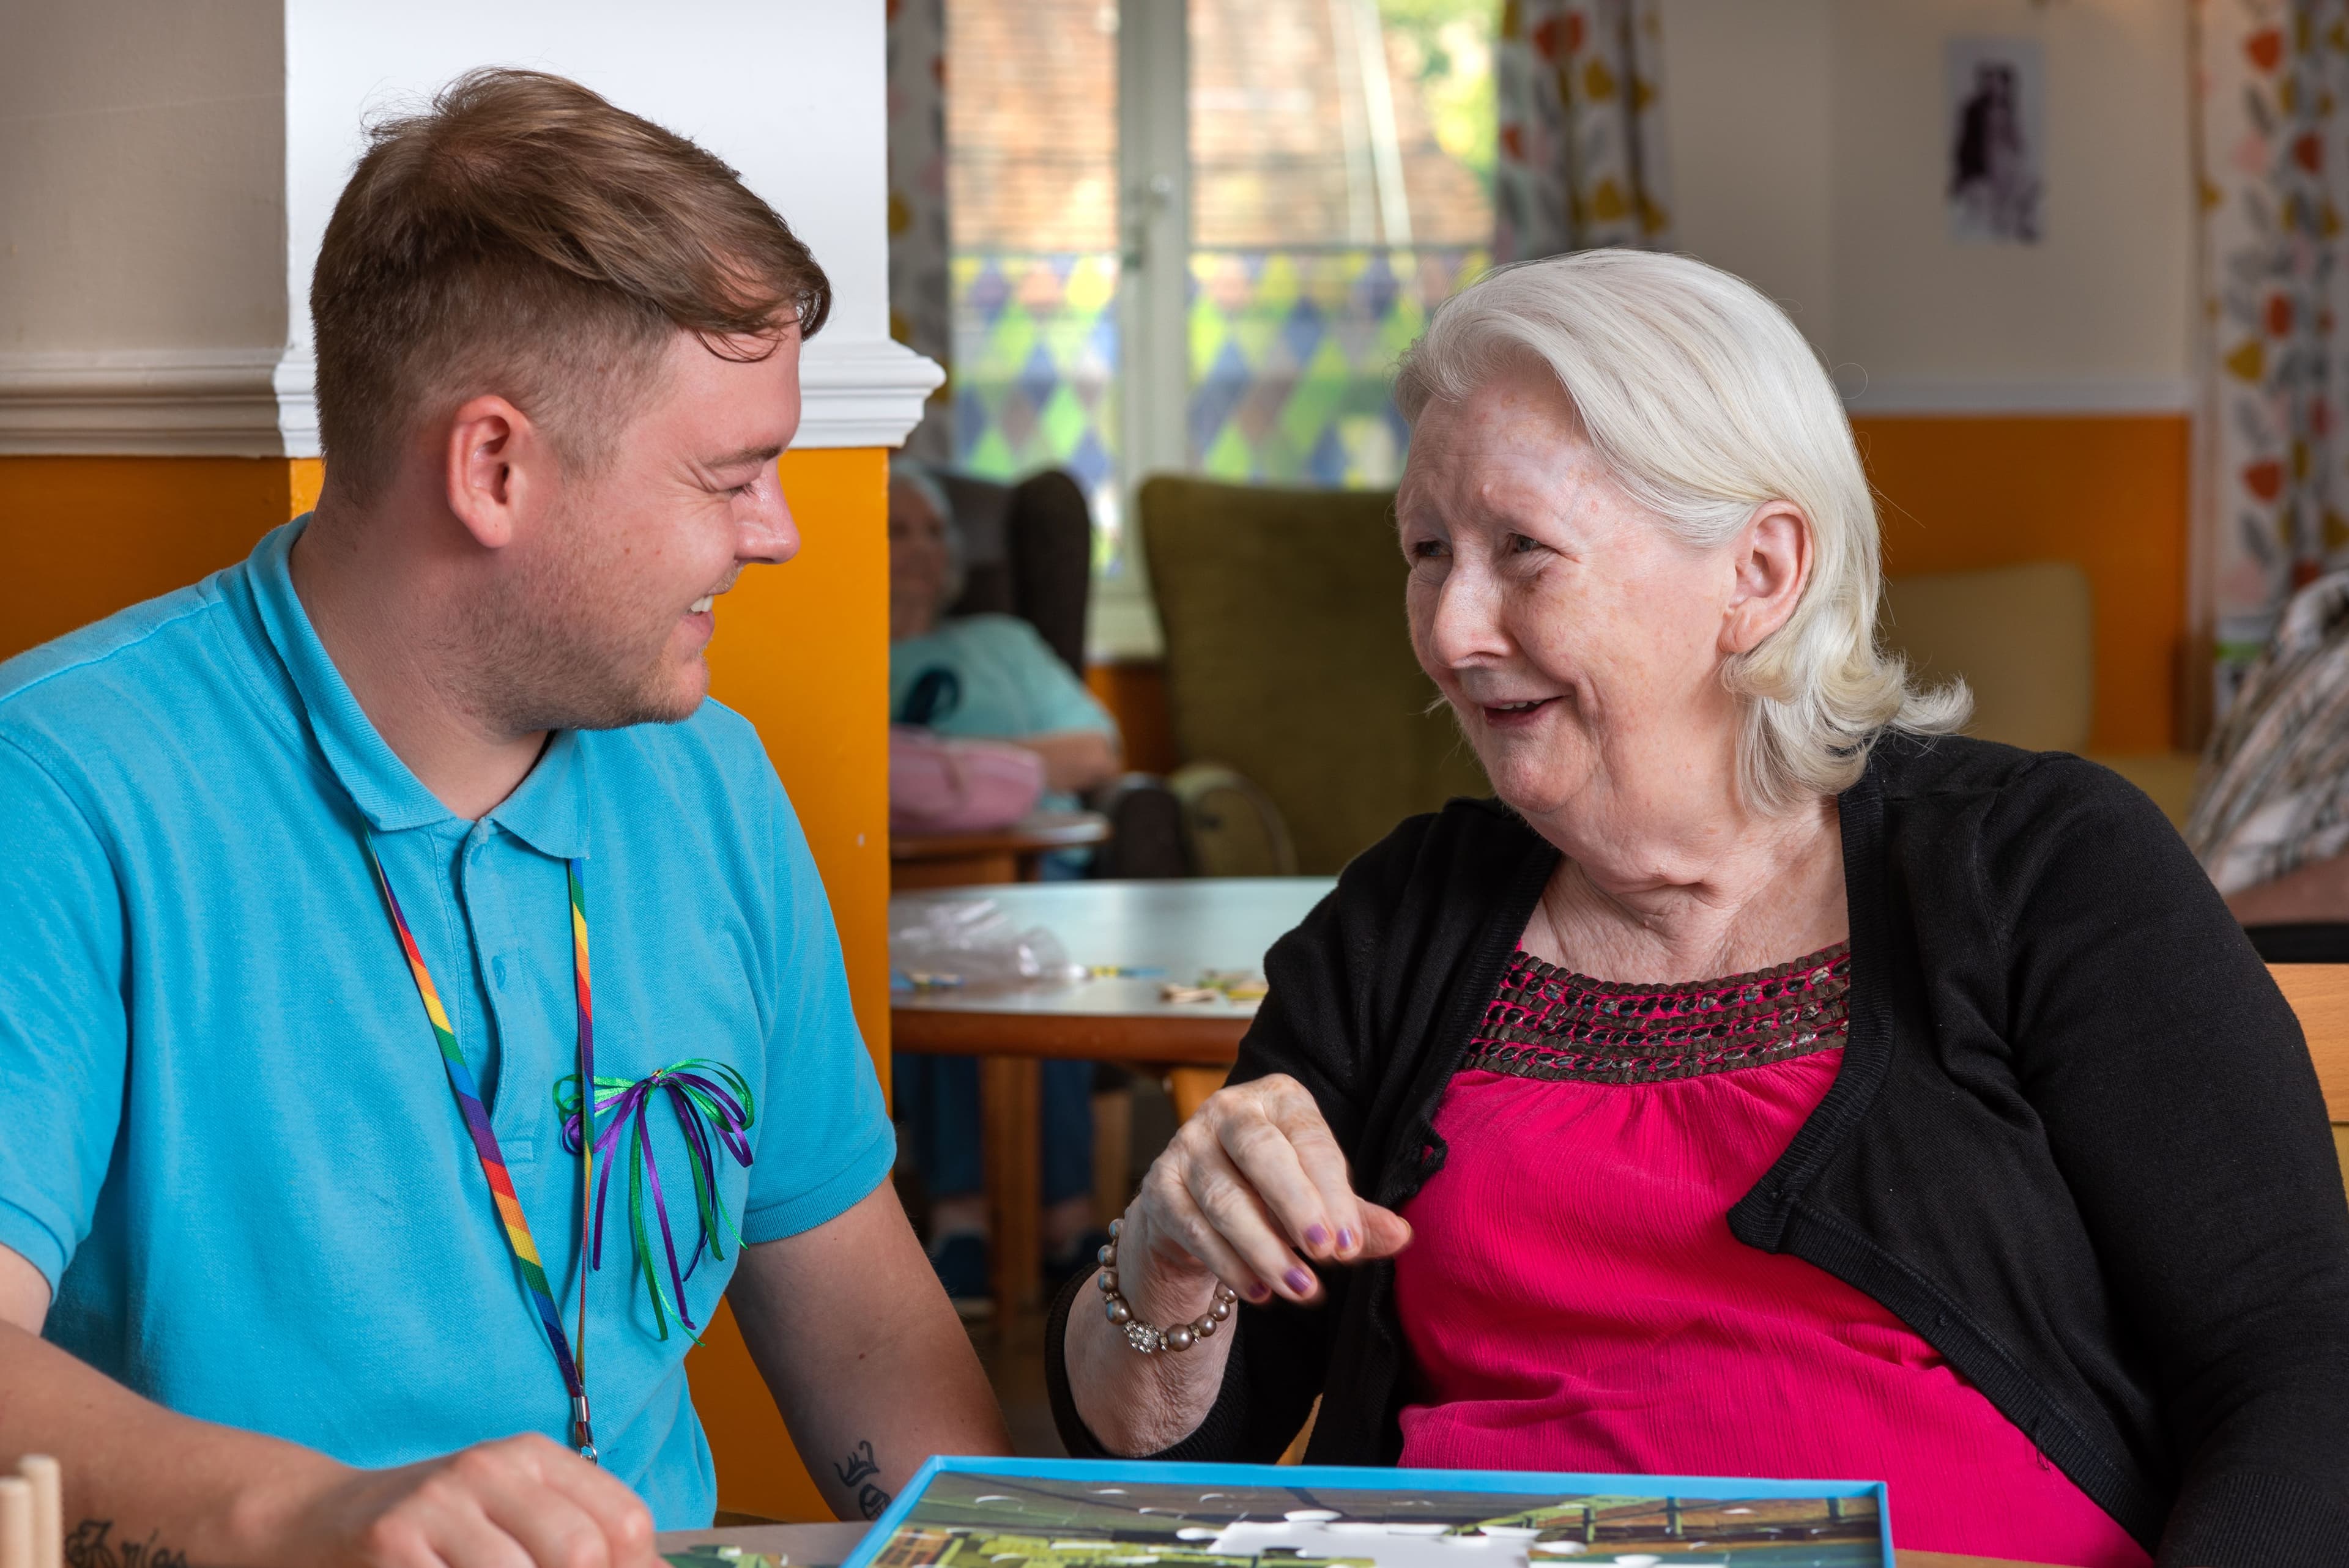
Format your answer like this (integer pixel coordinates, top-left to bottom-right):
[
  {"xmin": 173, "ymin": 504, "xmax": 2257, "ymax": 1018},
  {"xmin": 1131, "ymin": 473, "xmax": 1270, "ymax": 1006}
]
[{"xmin": 889, "ymin": 897, "xmax": 1085, "ymax": 990}]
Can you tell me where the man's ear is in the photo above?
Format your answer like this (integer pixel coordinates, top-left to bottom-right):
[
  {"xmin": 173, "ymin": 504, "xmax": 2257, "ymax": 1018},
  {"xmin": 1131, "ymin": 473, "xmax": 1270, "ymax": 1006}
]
[
  {"xmin": 442, "ymin": 394, "xmax": 545, "ymax": 550},
  {"xmin": 1721, "ymin": 500, "xmax": 1813, "ymax": 657}
]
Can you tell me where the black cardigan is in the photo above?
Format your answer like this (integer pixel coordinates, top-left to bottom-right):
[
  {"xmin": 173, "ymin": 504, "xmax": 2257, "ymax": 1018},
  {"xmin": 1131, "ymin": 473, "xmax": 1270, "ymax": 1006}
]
[{"xmin": 1048, "ymin": 734, "xmax": 2349, "ymax": 1565}]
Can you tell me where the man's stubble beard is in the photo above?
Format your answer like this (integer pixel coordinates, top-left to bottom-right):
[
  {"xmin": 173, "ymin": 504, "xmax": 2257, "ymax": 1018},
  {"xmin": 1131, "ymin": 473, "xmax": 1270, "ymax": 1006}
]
[{"xmin": 451, "ymin": 496, "xmax": 700, "ymax": 737}]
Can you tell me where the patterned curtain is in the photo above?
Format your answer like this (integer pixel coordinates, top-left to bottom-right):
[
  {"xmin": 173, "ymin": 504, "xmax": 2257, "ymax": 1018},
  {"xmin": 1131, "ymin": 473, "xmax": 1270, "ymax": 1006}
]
[
  {"xmin": 888, "ymin": 0, "xmax": 952, "ymax": 460},
  {"xmin": 2195, "ymin": 0, "xmax": 2349, "ymax": 709},
  {"xmin": 1493, "ymin": 0, "xmax": 1672, "ymax": 262}
]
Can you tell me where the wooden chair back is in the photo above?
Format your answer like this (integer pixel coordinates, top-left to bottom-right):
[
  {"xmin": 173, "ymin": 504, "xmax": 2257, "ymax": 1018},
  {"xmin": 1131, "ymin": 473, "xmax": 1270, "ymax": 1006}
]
[{"xmin": 2266, "ymin": 964, "xmax": 2349, "ymax": 1202}]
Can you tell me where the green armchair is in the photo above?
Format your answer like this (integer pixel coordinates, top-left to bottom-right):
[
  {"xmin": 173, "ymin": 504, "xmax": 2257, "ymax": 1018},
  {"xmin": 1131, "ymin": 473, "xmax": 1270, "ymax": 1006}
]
[{"xmin": 1141, "ymin": 476, "xmax": 1486, "ymax": 875}]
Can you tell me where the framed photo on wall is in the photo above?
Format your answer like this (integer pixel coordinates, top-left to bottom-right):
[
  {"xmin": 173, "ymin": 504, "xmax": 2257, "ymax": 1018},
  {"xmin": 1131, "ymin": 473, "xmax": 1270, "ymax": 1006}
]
[{"xmin": 1946, "ymin": 37, "xmax": 2046, "ymax": 244}]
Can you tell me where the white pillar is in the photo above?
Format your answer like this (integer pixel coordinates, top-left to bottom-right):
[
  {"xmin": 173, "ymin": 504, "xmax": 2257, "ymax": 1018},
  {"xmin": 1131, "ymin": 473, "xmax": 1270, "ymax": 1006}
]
[{"xmin": 1, "ymin": 0, "xmax": 937, "ymax": 456}]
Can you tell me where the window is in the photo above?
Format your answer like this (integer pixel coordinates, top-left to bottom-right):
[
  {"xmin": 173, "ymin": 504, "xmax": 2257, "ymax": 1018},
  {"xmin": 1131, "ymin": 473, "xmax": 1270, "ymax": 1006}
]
[
  {"xmin": 947, "ymin": 0, "xmax": 1123, "ymax": 561},
  {"xmin": 948, "ymin": 0, "xmax": 1493, "ymax": 645},
  {"xmin": 1188, "ymin": 0, "xmax": 1494, "ymax": 489}
]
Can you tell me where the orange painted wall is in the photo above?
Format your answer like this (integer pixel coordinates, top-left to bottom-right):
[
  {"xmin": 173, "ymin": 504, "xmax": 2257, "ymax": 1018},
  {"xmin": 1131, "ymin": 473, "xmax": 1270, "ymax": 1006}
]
[
  {"xmin": 1852, "ymin": 414, "xmax": 2191, "ymax": 753},
  {"xmin": 691, "ymin": 445, "xmax": 889, "ymax": 1525},
  {"xmin": 705, "ymin": 446, "xmax": 892, "ymax": 1085},
  {"xmin": 0, "ymin": 456, "xmax": 323, "ymax": 661},
  {"xmin": 0, "ymin": 448, "xmax": 888, "ymax": 1523}
]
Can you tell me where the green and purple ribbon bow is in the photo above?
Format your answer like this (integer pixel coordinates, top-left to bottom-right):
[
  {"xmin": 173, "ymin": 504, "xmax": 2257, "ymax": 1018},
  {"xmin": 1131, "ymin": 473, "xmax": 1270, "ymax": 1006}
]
[{"xmin": 555, "ymin": 1059, "xmax": 756, "ymax": 1342}]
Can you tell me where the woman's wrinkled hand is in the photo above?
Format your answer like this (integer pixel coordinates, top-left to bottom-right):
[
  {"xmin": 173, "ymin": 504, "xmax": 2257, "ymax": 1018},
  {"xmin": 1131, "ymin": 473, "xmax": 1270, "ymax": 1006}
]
[{"xmin": 1118, "ymin": 1074, "xmax": 1413, "ymax": 1316}]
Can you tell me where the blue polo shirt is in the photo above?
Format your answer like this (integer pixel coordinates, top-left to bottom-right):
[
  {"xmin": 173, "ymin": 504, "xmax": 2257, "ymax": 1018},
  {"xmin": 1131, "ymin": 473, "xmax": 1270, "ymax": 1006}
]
[{"xmin": 0, "ymin": 520, "xmax": 893, "ymax": 1527}]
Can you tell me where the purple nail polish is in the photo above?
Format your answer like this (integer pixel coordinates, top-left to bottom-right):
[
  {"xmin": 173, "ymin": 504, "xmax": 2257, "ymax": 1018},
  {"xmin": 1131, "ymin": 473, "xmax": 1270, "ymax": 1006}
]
[
  {"xmin": 1305, "ymin": 1224, "xmax": 1330, "ymax": 1248},
  {"xmin": 1337, "ymin": 1227, "xmax": 1357, "ymax": 1251},
  {"xmin": 1247, "ymin": 1283, "xmax": 1271, "ymax": 1302},
  {"xmin": 1285, "ymin": 1267, "xmax": 1313, "ymax": 1294}
]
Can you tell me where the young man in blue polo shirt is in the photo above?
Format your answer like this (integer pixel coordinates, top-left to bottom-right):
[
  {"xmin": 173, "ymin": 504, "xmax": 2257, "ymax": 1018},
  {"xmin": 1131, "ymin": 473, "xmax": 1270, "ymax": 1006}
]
[{"xmin": 0, "ymin": 68, "xmax": 1007, "ymax": 1568}]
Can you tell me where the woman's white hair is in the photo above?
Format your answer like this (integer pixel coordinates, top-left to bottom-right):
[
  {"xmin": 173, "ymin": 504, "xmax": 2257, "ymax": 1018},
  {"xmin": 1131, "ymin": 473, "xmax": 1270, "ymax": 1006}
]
[{"xmin": 1393, "ymin": 249, "xmax": 1968, "ymax": 810}]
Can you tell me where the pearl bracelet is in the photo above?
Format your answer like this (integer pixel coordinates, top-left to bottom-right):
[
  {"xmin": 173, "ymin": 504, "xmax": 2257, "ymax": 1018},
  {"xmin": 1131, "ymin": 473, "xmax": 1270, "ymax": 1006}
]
[{"xmin": 1097, "ymin": 1217, "xmax": 1238, "ymax": 1353}]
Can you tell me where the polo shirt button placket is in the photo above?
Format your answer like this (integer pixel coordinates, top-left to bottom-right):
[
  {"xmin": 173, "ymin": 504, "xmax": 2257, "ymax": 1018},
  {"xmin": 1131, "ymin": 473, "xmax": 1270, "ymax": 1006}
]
[{"xmin": 459, "ymin": 823, "xmax": 526, "ymax": 1158}]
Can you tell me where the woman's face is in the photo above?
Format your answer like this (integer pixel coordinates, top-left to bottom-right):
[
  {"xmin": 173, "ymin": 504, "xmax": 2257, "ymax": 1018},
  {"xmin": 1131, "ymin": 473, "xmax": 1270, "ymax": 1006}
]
[
  {"xmin": 1398, "ymin": 368, "xmax": 1760, "ymax": 830},
  {"xmin": 888, "ymin": 478, "xmax": 952, "ymax": 641}
]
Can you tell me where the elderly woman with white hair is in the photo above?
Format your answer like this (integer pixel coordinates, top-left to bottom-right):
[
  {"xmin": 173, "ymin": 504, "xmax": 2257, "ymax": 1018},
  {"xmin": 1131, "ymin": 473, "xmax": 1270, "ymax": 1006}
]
[{"xmin": 1047, "ymin": 253, "xmax": 2349, "ymax": 1566}]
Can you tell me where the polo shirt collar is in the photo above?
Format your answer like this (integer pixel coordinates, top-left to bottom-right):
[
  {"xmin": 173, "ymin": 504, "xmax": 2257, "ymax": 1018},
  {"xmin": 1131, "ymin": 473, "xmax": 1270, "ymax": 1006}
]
[
  {"xmin": 488, "ymin": 728, "xmax": 592, "ymax": 860},
  {"xmin": 246, "ymin": 519, "xmax": 593, "ymax": 860}
]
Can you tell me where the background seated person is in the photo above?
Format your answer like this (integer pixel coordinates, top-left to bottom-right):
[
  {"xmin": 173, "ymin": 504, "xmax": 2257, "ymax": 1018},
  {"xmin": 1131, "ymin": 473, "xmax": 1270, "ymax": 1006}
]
[
  {"xmin": 1050, "ymin": 253, "xmax": 2349, "ymax": 1567},
  {"xmin": 889, "ymin": 458, "xmax": 1122, "ymax": 1314},
  {"xmin": 2190, "ymin": 570, "xmax": 2349, "ymax": 942},
  {"xmin": 888, "ymin": 459, "xmax": 1119, "ymax": 805}
]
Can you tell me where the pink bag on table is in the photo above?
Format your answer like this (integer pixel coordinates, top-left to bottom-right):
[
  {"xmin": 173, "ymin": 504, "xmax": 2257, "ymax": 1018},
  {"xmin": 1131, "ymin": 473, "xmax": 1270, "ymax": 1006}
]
[{"xmin": 889, "ymin": 725, "xmax": 1045, "ymax": 834}]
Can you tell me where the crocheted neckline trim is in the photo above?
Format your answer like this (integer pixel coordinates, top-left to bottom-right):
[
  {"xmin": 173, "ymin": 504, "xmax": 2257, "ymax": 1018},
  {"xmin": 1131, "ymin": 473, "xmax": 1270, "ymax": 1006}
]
[{"xmin": 1460, "ymin": 942, "xmax": 1853, "ymax": 1085}]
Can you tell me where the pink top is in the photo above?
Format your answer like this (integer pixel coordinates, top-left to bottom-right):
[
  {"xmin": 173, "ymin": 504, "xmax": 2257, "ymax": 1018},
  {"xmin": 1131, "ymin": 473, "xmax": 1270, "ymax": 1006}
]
[{"xmin": 1392, "ymin": 945, "xmax": 2150, "ymax": 1568}]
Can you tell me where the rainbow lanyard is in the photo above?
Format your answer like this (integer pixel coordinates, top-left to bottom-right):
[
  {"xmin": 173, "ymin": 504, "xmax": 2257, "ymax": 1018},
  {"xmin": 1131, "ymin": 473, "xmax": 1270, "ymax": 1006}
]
[{"xmin": 364, "ymin": 837, "xmax": 599, "ymax": 1462}]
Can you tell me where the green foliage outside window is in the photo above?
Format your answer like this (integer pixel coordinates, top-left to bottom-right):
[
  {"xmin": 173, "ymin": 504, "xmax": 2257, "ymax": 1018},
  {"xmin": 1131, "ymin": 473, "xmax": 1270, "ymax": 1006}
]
[{"xmin": 1377, "ymin": 0, "xmax": 1497, "ymax": 205}]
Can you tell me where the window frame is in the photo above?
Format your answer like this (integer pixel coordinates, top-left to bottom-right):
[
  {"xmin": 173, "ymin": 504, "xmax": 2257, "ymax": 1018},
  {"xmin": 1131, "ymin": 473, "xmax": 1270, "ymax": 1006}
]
[{"xmin": 1095, "ymin": 0, "xmax": 1190, "ymax": 658}]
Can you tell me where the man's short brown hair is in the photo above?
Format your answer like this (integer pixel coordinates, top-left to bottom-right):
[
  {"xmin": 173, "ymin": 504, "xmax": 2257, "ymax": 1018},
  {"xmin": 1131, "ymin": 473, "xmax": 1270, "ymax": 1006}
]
[{"xmin": 311, "ymin": 68, "xmax": 831, "ymax": 502}]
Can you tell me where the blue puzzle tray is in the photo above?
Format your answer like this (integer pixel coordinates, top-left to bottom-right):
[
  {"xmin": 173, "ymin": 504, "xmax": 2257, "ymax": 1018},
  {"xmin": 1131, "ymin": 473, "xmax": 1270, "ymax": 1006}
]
[{"xmin": 839, "ymin": 1455, "xmax": 1894, "ymax": 1568}]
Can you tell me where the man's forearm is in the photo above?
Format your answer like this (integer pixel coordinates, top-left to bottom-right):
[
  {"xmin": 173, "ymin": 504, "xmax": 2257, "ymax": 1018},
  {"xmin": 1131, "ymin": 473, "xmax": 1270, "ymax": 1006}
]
[
  {"xmin": 0, "ymin": 1313, "xmax": 660, "ymax": 1568},
  {"xmin": 1014, "ymin": 732, "xmax": 1121, "ymax": 796},
  {"xmin": 727, "ymin": 1188, "xmax": 1008, "ymax": 1521},
  {"xmin": 2224, "ymin": 847, "xmax": 2349, "ymax": 925},
  {"xmin": 0, "ymin": 1320, "xmax": 341, "ymax": 1568},
  {"xmin": 768, "ymin": 1308, "xmax": 1005, "ymax": 1522}
]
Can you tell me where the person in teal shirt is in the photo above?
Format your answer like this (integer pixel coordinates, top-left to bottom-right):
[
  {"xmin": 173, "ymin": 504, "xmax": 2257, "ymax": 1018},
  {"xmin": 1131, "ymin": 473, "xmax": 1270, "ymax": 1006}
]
[
  {"xmin": 886, "ymin": 461, "xmax": 1122, "ymax": 806},
  {"xmin": 0, "ymin": 69, "xmax": 1004, "ymax": 1568},
  {"xmin": 886, "ymin": 460, "xmax": 1122, "ymax": 1314}
]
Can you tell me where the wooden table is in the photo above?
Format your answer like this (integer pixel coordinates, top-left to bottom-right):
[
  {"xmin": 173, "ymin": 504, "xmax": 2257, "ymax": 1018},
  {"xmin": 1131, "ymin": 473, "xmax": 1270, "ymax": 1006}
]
[
  {"xmin": 661, "ymin": 1523, "xmax": 868, "ymax": 1564},
  {"xmin": 892, "ymin": 878, "xmax": 1335, "ymax": 1320},
  {"xmin": 889, "ymin": 810, "xmax": 1111, "ymax": 890},
  {"xmin": 656, "ymin": 1520, "xmax": 2057, "ymax": 1568}
]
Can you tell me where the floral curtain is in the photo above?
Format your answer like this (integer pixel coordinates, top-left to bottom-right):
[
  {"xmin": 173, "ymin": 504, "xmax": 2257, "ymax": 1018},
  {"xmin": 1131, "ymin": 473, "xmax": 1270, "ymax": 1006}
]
[
  {"xmin": 2194, "ymin": 0, "xmax": 2349, "ymax": 709},
  {"xmin": 888, "ymin": 0, "xmax": 952, "ymax": 460},
  {"xmin": 1493, "ymin": 0, "xmax": 1672, "ymax": 262}
]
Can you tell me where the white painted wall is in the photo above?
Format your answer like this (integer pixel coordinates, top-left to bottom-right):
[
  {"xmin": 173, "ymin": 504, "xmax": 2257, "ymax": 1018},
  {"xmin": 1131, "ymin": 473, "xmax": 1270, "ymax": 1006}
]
[
  {"xmin": 1, "ymin": 0, "xmax": 929, "ymax": 453},
  {"xmin": 1658, "ymin": 0, "xmax": 2194, "ymax": 411},
  {"xmin": 0, "ymin": 0, "xmax": 286, "ymax": 352},
  {"xmin": 280, "ymin": 0, "xmax": 894, "ymax": 361},
  {"xmin": 1656, "ymin": 0, "xmax": 1838, "ymax": 353}
]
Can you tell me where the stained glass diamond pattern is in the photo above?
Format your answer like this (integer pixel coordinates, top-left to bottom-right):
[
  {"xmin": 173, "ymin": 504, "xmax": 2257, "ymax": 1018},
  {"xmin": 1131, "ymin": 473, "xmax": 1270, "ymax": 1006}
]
[
  {"xmin": 1188, "ymin": 245, "xmax": 1491, "ymax": 489},
  {"xmin": 952, "ymin": 245, "xmax": 1490, "ymax": 571},
  {"xmin": 952, "ymin": 251, "xmax": 1126, "ymax": 566}
]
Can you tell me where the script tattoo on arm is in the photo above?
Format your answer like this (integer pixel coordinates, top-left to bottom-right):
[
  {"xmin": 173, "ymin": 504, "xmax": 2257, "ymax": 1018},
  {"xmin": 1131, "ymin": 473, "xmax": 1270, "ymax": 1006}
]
[
  {"xmin": 832, "ymin": 1438, "xmax": 892, "ymax": 1520},
  {"xmin": 64, "ymin": 1521, "xmax": 188, "ymax": 1568}
]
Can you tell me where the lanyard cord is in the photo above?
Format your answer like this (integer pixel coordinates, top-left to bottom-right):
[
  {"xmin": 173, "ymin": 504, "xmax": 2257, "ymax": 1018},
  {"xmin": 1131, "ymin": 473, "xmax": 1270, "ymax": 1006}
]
[
  {"xmin": 565, "ymin": 856, "xmax": 594, "ymax": 1454},
  {"xmin": 365, "ymin": 837, "xmax": 599, "ymax": 1462}
]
